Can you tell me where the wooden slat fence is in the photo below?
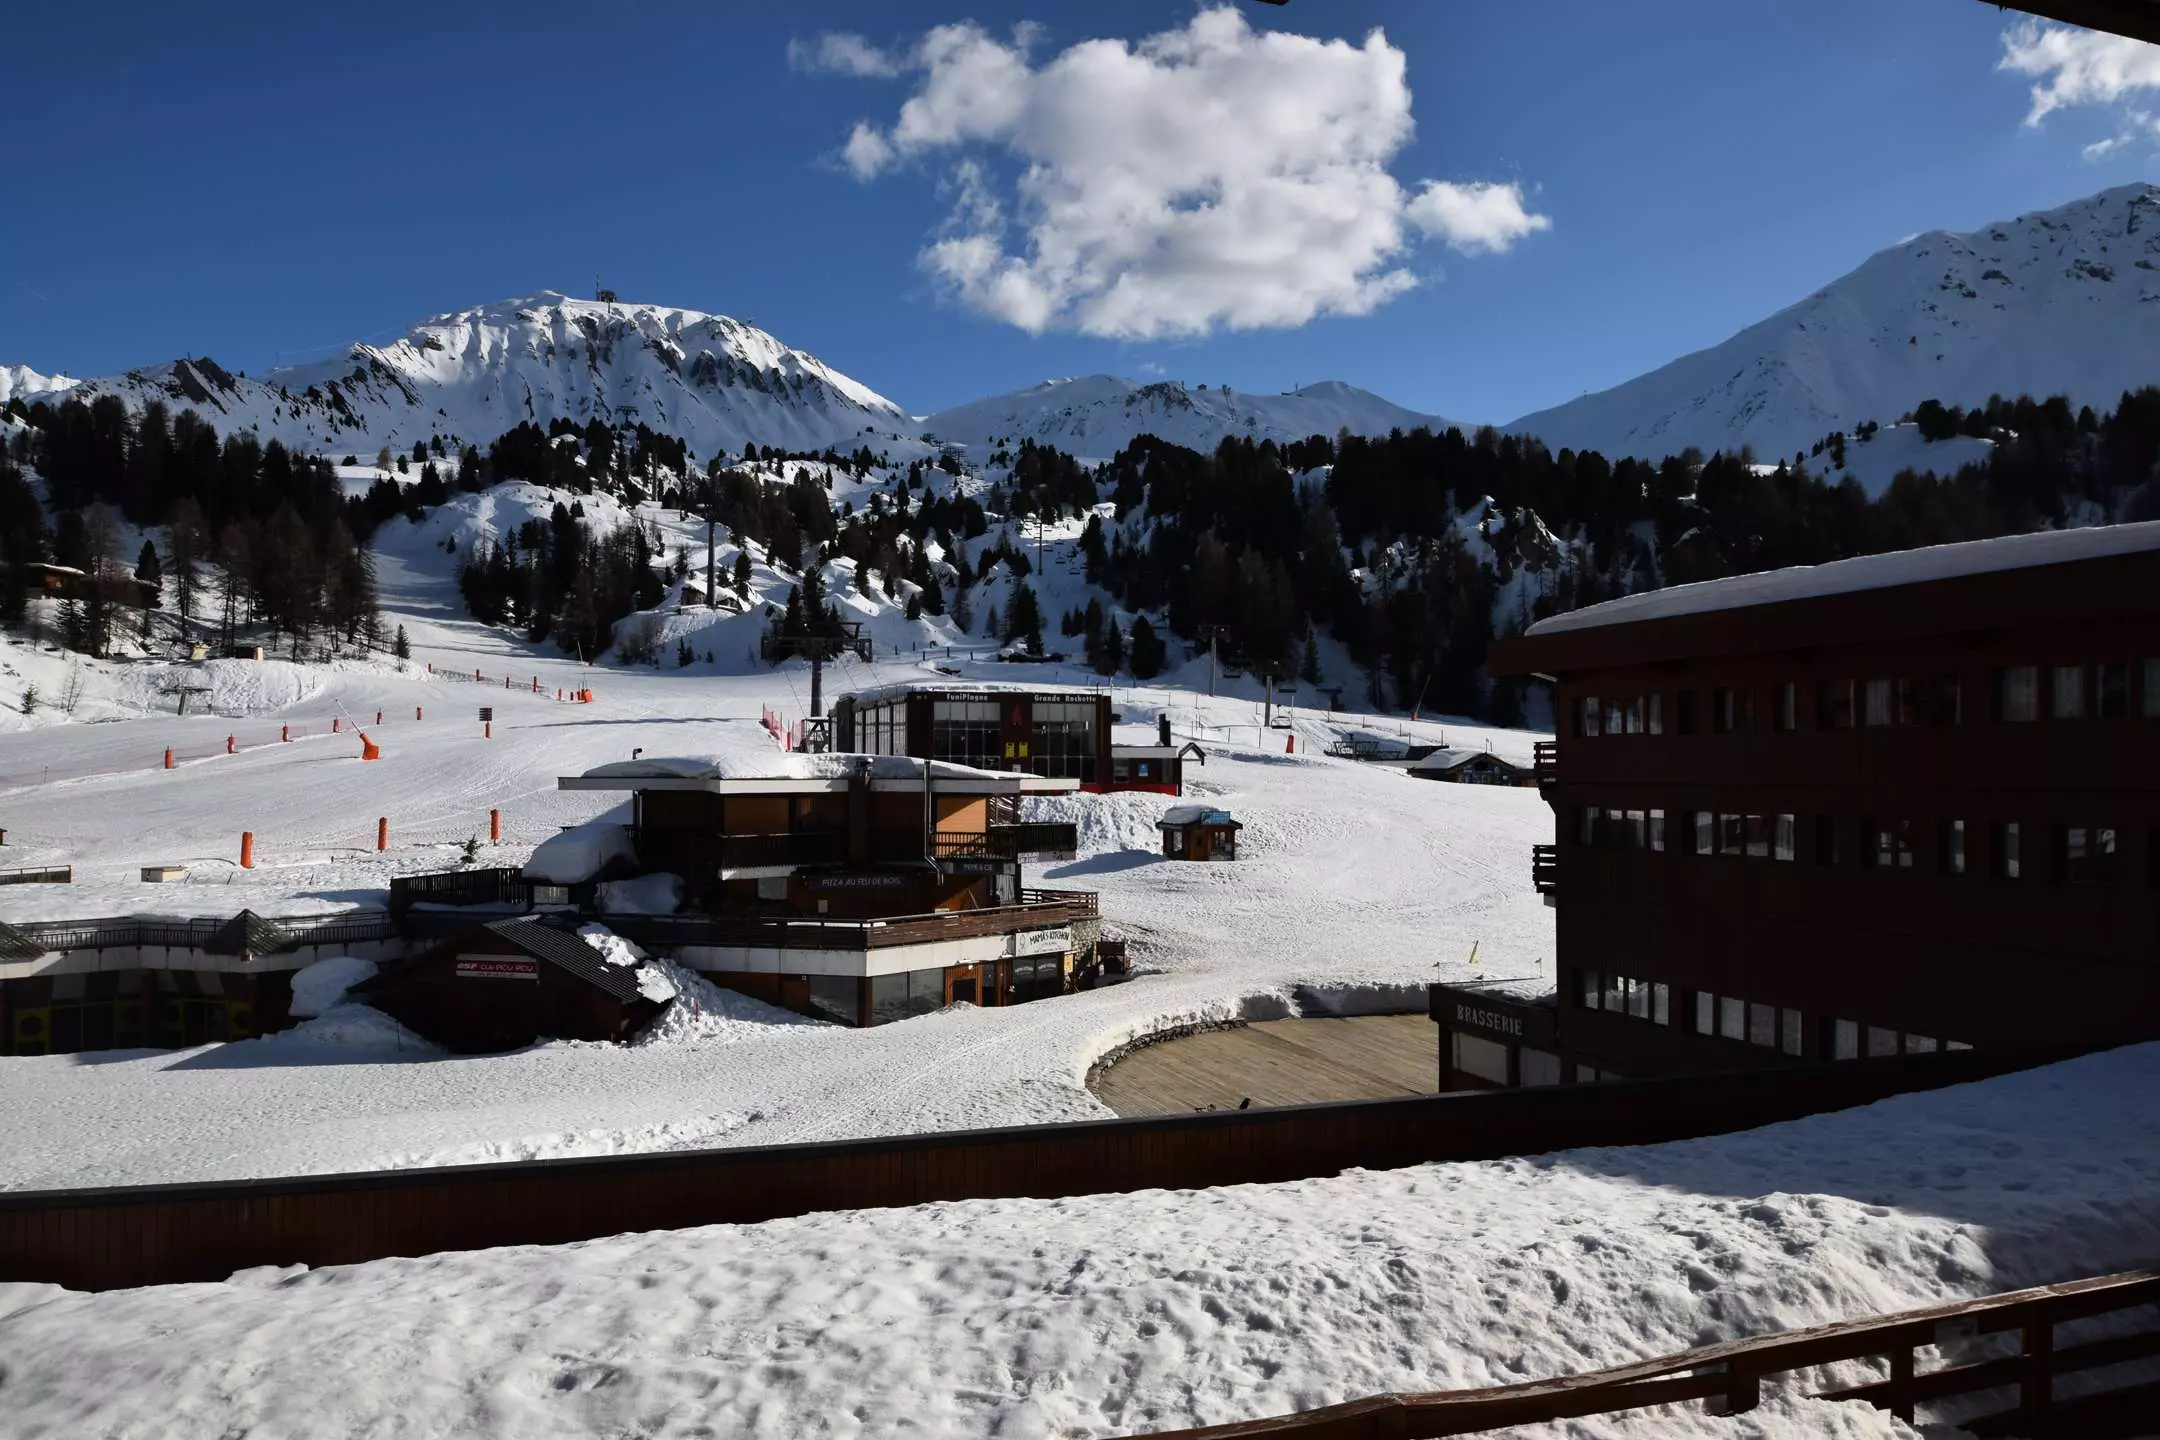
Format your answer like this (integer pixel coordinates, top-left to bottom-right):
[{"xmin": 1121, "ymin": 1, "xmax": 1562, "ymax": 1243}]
[
  {"xmin": 0, "ymin": 1039, "xmax": 2109, "ymax": 1293},
  {"xmin": 1132, "ymin": 1269, "xmax": 2160, "ymax": 1437}
]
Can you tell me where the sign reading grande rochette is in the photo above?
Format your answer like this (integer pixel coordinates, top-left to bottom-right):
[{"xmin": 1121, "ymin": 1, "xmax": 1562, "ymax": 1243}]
[{"xmin": 455, "ymin": 957, "xmax": 538, "ymax": 981}]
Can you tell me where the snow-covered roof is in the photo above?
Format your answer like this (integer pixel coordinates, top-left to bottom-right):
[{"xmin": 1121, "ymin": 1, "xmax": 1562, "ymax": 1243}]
[
  {"xmin": 843, "ymin": 679, "xmax": 1106, "ymax": 705},
  {"xmin": 565, "ymin": 751, "xmax": 1077, "ymax": 795},
  {"xmin": 1527, "ymin": 521, "xmax": 2160, "ymax": 637},
  {"xmin": 1408, "ymin": 747, "xmax": 1519, "ymax": 774},
  {"xmin": 1159, "ymin": 805, "xmax": 1238, "ymax": 829}
]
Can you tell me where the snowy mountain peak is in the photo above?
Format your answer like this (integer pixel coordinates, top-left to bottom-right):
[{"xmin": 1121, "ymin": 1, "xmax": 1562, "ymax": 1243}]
[
  {"xmin": 0, "ymin": 364, "xmax": 77, "ymax": 406},
  {"xmin": 923, "ymin": 373, "xmax": 1465, "ymax": 458},
  {"xmin": 1509, "ymin": 183, "xmax": 2160, "ymax": 463},
  {"xmin": 20, "ymin": 292, "xmax": 912, "ymax": 461}
]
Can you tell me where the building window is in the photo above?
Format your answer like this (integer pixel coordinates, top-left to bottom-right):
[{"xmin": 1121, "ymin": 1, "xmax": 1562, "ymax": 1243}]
[
  {"xmin": 1605, "ymin": 973, "xmax": 1625, "ymax": 1013},
  {"xmin": 1815, "ymin": 815, "xmax": 1841, "ymax": 866},
  {"xmin": 2057, "ymin": 826, "xmax": 2119, "ymax": 884},
  {"xmin": 1905, "ymin": 1035, "xmax": 1938, "ymax": 1055},
  {"xmin": 1575, "ymin": 1065, "xmax": 1601, "ymax": 1084},
  {"xmin": 1780, "ymin": 1008, "xmax": 1804, "ymax": 1057},
  {"xmin": 1626, "ymin": 976, "xmax": 1650, "ymax": 1020},
  {"xmin": 1605, "ymin": 698, "xmax": 1627, "ymax": 736},
  {"xmin": 1867, "ymin": 1025, "xmax": 1899, "ymax": 1057},
  {"xmin": 1832, "ymin": 1019, "xmax": 1860, "ymax": 1060},
  {"xmin": 1993, "ymin": 821, "xmax": 2021, "ymax": 880},
  {"xmin": 1677, "ymin": 690, "xmax": 1698, "ymax": 735},
  {"xmin": 1863, "ymin": 679, "xmax": 1893, "ymax": 727},
  {"xmin": 1624, "ymin": 809, "xmax": 1647, "ymax": 849},
  {"xmin": 1520, "ymin": 1048, "xmax": 1562, "ymax": 1087},
  {"xmin": 1774, "ymin": 682, "xmax": 1797, "ymax": 732},
  {"xmin": 1747, "ymin": 1002, "xmax": 1777, "ymax": 1048},
  {"xmin": 1940, "ymin": 820, "xmax": 1966, "ymax": 876},
  {"xmin": 1648, "ymin": 694, "xmax": 1664, "ymax": 735},
  {"xmin": 1652, "ymin": 982, "xmax": 1671, "ymax": 1026},
  {"xmin": 1745, "ymin": 814, "xmax": 1771, "ymax": 859},
  {"xmin": 1773, "ymin": 814, "xmax": 1796, "ymax": 862},
  {"xmin": 1714, "ymin": 687, "xmax": 1753, "ymax": 734},
  {"xmin": 1896, "ymin": 677, "xmax": 1922, "ymax": 726},
  {"xmin": 1578, "ymin": 969, "xmax": 1601, "ymax": 1009},
  {"xmin": 1579, "ymin": 697, "xmax": 1601, "ymax": 738},
  {"xmin": 1578, "ymin": 806, "xmax": 1599, "ymax": 847},
  {"xmin": 1648, "ymin": 809, "xmax": 1666, "ymax": 853},
  {"xmin": 1720, "ymin": 996, "xmax": 1745, "ymax": 1041},
  {"xmin": 1818, "ymin": 679, "xmax": 1854, "ymax": 730},
  {"xmin": 2099, "ymin": 663, "xmax": 2129, "ymax": 720},
  {"xmin": 2051, "ymin": 666, "xmax": 2086, "ymax": 720},
  {"xmin": 2144, "ymin": 659, "xmax": 2160, "ymax": 718},
  {"xmin": 805, "ymin": 974, "xmax": 862, "ymax": 1026},
  {"xmin": 1693, "ymin": 991, "xmax": 1715, "ymax": 1036},
  {"xmin": 1719, "ymin": 813, "xmax": 1745, "ymax": 857},
  {"xmin": 1931, "ymin": 674, "xmax": 1962, "ymax": 725},
  {"xmin": 1867, "ymin": 818, "xmax": 1914, "ymax": 869},
  {"xmin": 1624, "ymin": 697, "xmax": 1645, "ymax": 735},
  {"xmin": 1451, "ymin": 1032, "xmax": 1511, "ymax": 1087},
  {"xmin": 1693, "ymin": 811, "xmax": 1714, "ymax": 857},
  {"xmin": 1997, "ymin": 666, "xmax": 2039, "ymax": 723},
  {"xmin": 869, "ymin": 972, "xmax": 911, "ymax": 1026}
]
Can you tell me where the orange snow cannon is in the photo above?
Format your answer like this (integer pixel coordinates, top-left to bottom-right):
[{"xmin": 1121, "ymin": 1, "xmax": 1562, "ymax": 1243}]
[{"xmin": 359, "ymin": 732, "xmax": 382, "ymax": 761}]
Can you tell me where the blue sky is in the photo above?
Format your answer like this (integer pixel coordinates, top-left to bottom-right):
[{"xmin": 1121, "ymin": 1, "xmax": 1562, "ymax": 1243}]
[{"xmin": 2, "ymin": 0, "xmax": 2153, "ymax": 424}]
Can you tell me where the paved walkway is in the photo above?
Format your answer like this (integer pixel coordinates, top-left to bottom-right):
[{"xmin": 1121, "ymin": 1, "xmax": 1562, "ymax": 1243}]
[{"xmin": 1089, "ymin": 1013, "xmax": 1438, "ymax": 1116}]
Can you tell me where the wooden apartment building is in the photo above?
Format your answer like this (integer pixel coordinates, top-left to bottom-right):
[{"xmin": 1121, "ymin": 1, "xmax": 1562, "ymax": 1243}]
[{"xmin": 1465, "ymin": 522, "xmax": 2160, "ymax": 1086}]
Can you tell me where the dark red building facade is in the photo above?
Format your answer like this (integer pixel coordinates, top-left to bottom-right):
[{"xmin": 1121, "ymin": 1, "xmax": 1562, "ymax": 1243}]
[{"xmin": 1483, "ymin": 524, "xmax": 2160, "ymax": 1081}]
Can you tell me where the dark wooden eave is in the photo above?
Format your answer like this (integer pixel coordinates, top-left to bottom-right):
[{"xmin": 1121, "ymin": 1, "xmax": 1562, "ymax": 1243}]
[{"xmin": 1991, "ymin": 0, "xmax": 2160, "ymax": 44}]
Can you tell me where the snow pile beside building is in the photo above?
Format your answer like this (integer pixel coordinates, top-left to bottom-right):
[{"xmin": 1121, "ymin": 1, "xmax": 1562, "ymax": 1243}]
[
  {"xmin": 522, "ymin": 803, "xmax": 635, "ymax": 883},
  {"xmin": 1022, "ymin": 788, "xmax": 1176, "ymax": 857},
  {"xmin": 261, "ymin": 1004, "xmax": 440, "ymax": 1056},
  {"xmin": 633, "ymin": 956, "xmax": 831, "ymax": 1047},
  {"xmin": 285, "ymin": 957, "xmax": 379, "ymax": 1017},
  {"xmin": 6, "ymin": 1044, "xmax": 2158, "ymax": 1438}
]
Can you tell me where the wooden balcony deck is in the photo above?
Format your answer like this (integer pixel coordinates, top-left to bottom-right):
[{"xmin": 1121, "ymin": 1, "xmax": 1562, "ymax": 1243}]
[{"xmin": 1090, "ymin": 1014, "xmax": 1438, "ymax": 1116}]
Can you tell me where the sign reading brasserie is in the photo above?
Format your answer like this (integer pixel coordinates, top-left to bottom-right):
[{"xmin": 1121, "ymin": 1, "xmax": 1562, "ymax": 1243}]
[
  {"xmin": 1431, "ymin": 984, "xmax": 1556, "ymax": 1047},
  {"xmin": 456, "ymin": 957, "xmax": 537, "ymax": 981},
  {"xmin": 1454, "ymin": 1001, "xmax": 1521, "ymax": 1037}
]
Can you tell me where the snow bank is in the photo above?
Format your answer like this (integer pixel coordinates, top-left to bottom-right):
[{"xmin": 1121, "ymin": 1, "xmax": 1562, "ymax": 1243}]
[
  {"xmin": 261, "ymin": 1004, "xmax": 440, "ymax": 1056},
  {"xmin": 579, "ymin": 749, "xmax": 1018, "ymax": 785},
  {"xmin": 286, "ymin": 957, "xmax": 378, "ymax": 1018},
  {"xmin": 8, "ymin": 1044, "xmax": 2159, "ymax": 1439},
  {"xmin": 522, "ymin": 805, "xmax": 635, "ymax": 884},
  {"xmin": 594, "ymin": 872, "xmax": 682, "ymax": 916},
  {"xmin": 634, "ymin": 956, "xmax": 831, "ymax": 1046}
]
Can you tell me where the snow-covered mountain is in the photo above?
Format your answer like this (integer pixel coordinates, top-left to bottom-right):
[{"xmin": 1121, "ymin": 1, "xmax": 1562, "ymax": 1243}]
[
  {"xmin": 923, "ymin": 375, "xmax": 1464, "ymax": 458},
  {"xmin": 0, "ymin": 364, "xmax": 76, "ymax": 406},
  {"xmin": 1510, "ymin": 184, "xmax": 2160, "ymax": 464},
  {"xmin": 23, "ymin": 293, "xmax": 911, "ymax": 460}
]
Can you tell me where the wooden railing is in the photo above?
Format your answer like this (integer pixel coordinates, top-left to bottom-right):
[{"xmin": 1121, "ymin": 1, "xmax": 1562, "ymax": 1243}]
[
  {"xmin": 1136, "ymin": 1268, "xmax": 2160, "ymax": 1437},
  {"xmin": 0, "ymin": 865, "xmax": 72, "ymax": 886},
  {"xmin": 11, "ymin": 909, "xmax": 398, "ymax": 955},
  {"xmin": 1531, "ymin": 843, "xmax": 1558, "ymax": 896},
  {"xmin": 389, "ymin": 866, "xmax": 532, "ymax": 916},
  {"xmin": 603, "ymin": 894, "xmax": 1096, "ymax": 953},
  {"xmin": 989, "ymin": 821, "xmax": 1080, "ymax": 858},
  {"xmin": 1532, "ymin": 739, "xmax": 1559, "ymax": 786}
]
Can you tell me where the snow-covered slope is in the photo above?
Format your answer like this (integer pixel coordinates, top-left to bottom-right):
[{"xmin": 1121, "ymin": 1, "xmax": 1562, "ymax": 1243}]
[
  {"xmin": 32, "ymin": 293, "xmax": 912, "ymax": 461},
  {"xmin": 1510, "ymin": 183, "xmax": 2160, "ymax": 463},
  {"xmin": 0, "ymin": 364, "xmax": 75, "ymax": 405},
  {"xmin": 925, "ymin": 375, "xmax": 1465, "ymax": 458}
]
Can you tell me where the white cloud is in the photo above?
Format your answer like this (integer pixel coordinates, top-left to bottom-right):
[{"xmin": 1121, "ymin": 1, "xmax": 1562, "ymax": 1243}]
[
  {"xmin": 1999, "ymin": 20, "xmax": 2160, "ymax": 126},
  {"xmin": 788, "ymin": 33, "xmax": 902, "ymax": 79},
  {"xmin": 821, "ymin": 6, "xmax": 1550, "ymax": 340},
  {"xmin": 1404, "ymin": 180, "xmax": 1551, "ymax": 256},
  {"xmin": 2077, "ymin": 108, "xmax": 2160, "ymax": 160}
]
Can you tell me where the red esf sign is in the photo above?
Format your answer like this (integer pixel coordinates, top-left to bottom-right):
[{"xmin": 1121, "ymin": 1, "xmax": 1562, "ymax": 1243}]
[{"xmin": 455, "ymin": 957, "xmax": 538, "ymax": 981}]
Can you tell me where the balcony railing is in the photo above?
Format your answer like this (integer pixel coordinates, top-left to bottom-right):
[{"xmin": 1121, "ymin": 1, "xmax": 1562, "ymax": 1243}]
[
  {"xmin": 1531, "ymin": 844, "xmax": 1558, "ymax": 897},
  {"xmin": 602, "ymin": 892, "xmax": 1097, "ymax": 954},
  {"xmin": 989, "ymin": 821, "xmax": 1079, "ymax": 859},
  {"xmin": 1532, "ymin": 740, "xmax": 1559, "ymax": 787},
  {"xmin": 715, "ymin": 831, "xmax": 847, "ymax": 869}
]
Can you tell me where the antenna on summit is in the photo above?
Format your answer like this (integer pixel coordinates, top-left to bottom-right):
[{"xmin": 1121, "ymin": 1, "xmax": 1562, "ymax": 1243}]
[{"xmin": 594, "ymin": 275, "xmax": 619, "ymax": 306}]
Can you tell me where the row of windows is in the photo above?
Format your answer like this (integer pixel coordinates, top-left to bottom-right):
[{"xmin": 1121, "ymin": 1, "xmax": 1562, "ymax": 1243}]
[
  {"xmin": 1573, "ymin": 659, "xmax": 2160, "ymax": 739},
  {"xmin": 1577, "ymin": 807, "xmax": 1796, "ymax": 861},
  {"xmin": 1578, "ymin": 807, "xmax": 2146, "ymax": 885},
  {"xmin": 1575, "ymin": 968, "xmax": 1970, "ymax": 1060}
]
